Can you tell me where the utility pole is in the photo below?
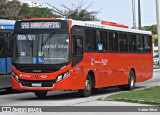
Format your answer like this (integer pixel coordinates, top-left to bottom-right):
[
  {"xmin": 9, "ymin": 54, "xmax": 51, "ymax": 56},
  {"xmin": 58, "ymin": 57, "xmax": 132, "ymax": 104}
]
[
  {"xmin": 138, "ymin": 0, "xmax": 141, "ymax": 30},
  {"xmin": 132, "ymin": 0, "xmax": 136, "ymax": 29},
  {"xmin": 156, "ymin": 0, "xmax": 160, "ymax": 65}
]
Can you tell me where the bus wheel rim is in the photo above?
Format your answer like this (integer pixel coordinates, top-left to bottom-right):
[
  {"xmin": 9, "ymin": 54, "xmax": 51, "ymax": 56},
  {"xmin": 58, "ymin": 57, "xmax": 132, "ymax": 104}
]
[
  {"xmin": 85, "ymin": 80, "xmax": 91, "ymax": 91},
  {"xmin": 130, "ymin": 75, "xmax": 134, "ymax": 87}
]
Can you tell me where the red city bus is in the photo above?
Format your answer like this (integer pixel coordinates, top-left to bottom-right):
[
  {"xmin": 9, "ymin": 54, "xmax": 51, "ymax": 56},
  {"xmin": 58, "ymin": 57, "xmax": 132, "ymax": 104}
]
[{"xmin": 12, "ymin": 18, "xmax": 153, "ymax": 98}]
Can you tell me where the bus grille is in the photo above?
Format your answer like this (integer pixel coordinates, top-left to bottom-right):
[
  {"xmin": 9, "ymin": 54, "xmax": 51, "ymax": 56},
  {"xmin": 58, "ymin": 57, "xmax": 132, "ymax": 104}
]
[{"xmin": 20, "ymin": 80, "xmax": 56, "ymax": 87}]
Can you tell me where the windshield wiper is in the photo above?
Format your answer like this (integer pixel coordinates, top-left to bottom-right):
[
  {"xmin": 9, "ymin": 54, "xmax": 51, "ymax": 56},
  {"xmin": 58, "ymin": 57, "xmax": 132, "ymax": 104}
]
[
  {"xmin": 41, "ymin": 32, "xmax": 55, "ymax": 46},
  {"xmin": 8, "ymin": 32, "xmax": 13, "ymax": 39}
]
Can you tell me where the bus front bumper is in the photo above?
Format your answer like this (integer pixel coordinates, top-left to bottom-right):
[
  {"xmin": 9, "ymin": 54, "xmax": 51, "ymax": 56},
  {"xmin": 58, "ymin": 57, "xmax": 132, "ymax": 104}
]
[{"xmin": 12, "ymin": 75, "xmax": 74, "ymax": 91}]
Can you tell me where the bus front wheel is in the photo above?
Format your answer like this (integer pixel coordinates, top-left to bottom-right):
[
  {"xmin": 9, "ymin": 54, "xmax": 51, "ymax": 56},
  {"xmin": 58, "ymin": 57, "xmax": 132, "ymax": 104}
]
[
  {"xmin": 78, "ymin": 75, "xmax": 92, "ymax": 97},
  {"xmin": 34, "ymin": 91, "xmax": 47, "ymax": 99},
  {"xmin": 119, "ymin": 70, "xmax": 135, "ymax": 90}
]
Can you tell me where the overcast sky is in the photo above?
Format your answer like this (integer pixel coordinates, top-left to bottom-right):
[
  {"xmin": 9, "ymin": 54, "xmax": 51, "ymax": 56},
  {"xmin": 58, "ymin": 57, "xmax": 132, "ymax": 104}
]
[{"xmin": 19, "ymin": 0, "xmax": 157, "ymax": 27}]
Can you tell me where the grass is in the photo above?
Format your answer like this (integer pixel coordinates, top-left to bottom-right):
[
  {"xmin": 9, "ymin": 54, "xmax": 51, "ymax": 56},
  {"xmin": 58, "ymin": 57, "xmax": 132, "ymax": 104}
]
[{"xmin": 105, "ymin": 86, "xmax": 160, "ymax": 105}]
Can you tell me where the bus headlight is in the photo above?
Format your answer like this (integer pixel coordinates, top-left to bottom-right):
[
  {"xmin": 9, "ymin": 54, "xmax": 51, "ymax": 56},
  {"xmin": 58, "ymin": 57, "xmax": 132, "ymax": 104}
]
[
  {"xmin": 12, "ymin": 72, "xmax": 19, "ymax": 82},
  {"xmin": 63, "ymin": 71, "xmax": 70, "ymax": 78},
  {"xmin": 56, "ymin": 75, "xmax": 63, "ymax": 82},
  {"xmin": 56, "ymin": 71, "xmax": 70, "ymax": 82}
]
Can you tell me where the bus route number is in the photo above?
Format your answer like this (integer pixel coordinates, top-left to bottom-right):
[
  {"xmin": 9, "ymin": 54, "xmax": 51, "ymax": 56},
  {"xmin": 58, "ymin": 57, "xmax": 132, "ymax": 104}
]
[{"xmin": 21, "ymin": 22, "xmax": 30, "ymax": 29}]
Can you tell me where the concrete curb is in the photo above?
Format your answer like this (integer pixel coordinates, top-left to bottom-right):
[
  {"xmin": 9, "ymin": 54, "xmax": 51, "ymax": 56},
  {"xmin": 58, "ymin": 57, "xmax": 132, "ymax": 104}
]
[
  {"xmin": 153, "ymin": 65, "xmax": 160, "ymax": 69},
  {"xmin": 153, "ymin": 69, "xmax": 160, "ymax": 72}
]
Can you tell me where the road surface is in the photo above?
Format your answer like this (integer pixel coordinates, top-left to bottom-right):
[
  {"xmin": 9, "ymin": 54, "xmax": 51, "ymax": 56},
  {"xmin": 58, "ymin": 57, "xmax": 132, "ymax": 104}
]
[{"xmin": 0, "ymin": 70, "xmax": 159, "ymax": 114}]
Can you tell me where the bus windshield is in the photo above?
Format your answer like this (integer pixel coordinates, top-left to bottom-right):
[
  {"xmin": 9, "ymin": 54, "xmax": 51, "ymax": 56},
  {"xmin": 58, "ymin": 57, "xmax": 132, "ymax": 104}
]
[{"xmin": 13, "ymin": 33, "xmax": 70, "ymax": 64}]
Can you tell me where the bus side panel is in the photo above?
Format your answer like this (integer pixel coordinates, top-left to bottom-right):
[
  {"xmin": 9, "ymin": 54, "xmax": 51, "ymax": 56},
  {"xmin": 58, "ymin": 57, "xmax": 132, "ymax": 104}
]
[
  {"xmin": 7, "ymin": 57, "xmax": 12, "ymax": 73},
  {"xmin": 82, "ymin": 53, "xmax": 101, "ymax": 88},
  {"xmin": 117, "ymin": 53, "xmax": 153, "ymax": 84},
  {"xmin": 77, "ymin": 53, "xmax": 130, "ymax": 89},
  {"xmin": 125, "ymin": 54, "xmax": 142, "ymax": 82},
  {"xmin": 81, "ymin": 53, "xmax": 153, "ymax": 88},
  {"xmin": 144, "ymin": 54, "xmax": 153, "ymax": 81},
  {"xmin": 70, "ymin": 57, "xmax": 92, "ymax": 90},
  {"xmin": 72, "ymin": 70, "xmax": 88, "ymax": 90},
  {"xmin": 80, "ymin": 53, "xmax": 120, "ymax": 88},
  {"xmin": 0, "ymin": 75, "xmax": 11, "ymax": 89},
  {"xmin": 121, "ymin": 53, "xmax": 153, "ymax": 83},
  {"xmin": 136, "ymin": 54, "xmax": 153, "ymax": 83},
  {"xmin": 111, "ymin": 53, "xmax": 129, "ymax": 86},
  {"xmin": 0, "ymin": 58, "xmax": 6, "ymax": 74}
]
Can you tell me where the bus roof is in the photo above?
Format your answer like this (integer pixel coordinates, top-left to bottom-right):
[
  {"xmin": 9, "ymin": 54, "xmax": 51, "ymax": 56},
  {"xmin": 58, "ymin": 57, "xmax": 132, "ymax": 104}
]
[
  {"xmin": 0, "ymin": 19, "xmax": 15, "ymax": 30},
  {"xmin": 71, "ymin": 20, "xmax": 152, "ymax": 35},
  {"xmin": 19, "ymin": 18, "xmax": 152, "ymax": 35}
]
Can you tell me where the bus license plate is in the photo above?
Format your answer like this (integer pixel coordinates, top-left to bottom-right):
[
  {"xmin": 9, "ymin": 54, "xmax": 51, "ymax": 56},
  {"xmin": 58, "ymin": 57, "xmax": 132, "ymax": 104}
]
[{"xmin": 32, "ymin": 83, "xmax": 42, "ymax": 87}]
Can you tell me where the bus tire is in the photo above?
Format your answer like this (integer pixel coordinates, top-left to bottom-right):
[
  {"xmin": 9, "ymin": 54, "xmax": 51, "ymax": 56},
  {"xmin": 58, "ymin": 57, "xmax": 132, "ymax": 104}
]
[
  {"xmin": 78, "ymin": 75, "xmax": 92, "ymax": 97},
  {"xmin": 119, "ymin": 70, "xmax": 135, "ymax": 90},
  {"xmin": 92, "ymin": 88, "xmax": 99, "ymax": 93},
  {"xmin": 34, "ymin": 91, "xmax": 47, "ymax": 99},
  {"xmin": 6, "ymin": 88, "xmax": 15, "ymax": 93},
  {"xmin": 6, "ymin": 88, "xmax": 23, "ymax": 93}
]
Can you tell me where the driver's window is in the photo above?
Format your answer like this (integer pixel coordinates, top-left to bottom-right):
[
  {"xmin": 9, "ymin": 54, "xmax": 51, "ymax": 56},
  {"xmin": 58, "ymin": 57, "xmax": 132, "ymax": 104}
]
[{"xmin": 72, "ymin": 35, "xmax": 83, "ymax": 56}]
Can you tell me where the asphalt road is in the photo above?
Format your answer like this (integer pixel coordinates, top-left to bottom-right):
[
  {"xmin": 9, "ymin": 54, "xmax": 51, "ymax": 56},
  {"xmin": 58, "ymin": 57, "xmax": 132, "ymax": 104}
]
[
  {"xmin": 135, "ymin": 69, "xmax": 160, "ymax": 88},
  {"xmin": 0, "ymin": 70, "xmax": 160, "ymax": 114}
]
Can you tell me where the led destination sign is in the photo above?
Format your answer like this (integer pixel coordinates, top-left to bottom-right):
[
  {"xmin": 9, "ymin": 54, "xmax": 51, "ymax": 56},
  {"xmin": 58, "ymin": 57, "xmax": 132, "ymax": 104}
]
[{"xmin": 21, "ymin": 22, "xmax": 61, "ymax": 29}]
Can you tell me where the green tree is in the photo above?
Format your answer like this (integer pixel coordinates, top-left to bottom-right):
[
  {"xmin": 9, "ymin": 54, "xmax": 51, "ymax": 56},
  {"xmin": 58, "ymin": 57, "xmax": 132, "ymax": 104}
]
[
  {"xmin": 0, "ymin": 0, "xmax": 21, "ymax": 19},
  {"xmin": 153, "ymin": 34, "xmax": 158, "ymax": 43},
  {"xmin": 142, "ymin": 24, "xmax": 158, "ymax": 43},
  {"xmin": 18, "ymin": 7, "xmax": 60, "ymax": 18},
  {"xmin": 142, "ymin": 25, "xmax": 157, "ymax": 35},
  {"xmin": 0, "ymin": 0, "xmax": 60, "ymax": 19}
]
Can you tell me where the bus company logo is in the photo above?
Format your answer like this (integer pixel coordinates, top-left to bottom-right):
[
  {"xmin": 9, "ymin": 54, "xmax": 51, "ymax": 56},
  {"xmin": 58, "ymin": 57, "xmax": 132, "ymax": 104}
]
[
  {"xmin": 102, "ymin": 59, "xmax": 108, "ymax": 65},
  {"xmin": 40, "ymin": 75, "xmax": 47, "ymax": 79},
  {"xmin": 35, "ymin": 75, "xmax": 38, "ymax": 79}
]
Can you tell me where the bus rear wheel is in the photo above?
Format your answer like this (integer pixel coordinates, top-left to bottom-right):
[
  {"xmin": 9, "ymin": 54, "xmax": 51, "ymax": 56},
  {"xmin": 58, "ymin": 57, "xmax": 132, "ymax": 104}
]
[
  {"xmin": 34, "ymin": 91, "xmax": 47, "ymax": 99},
  {"xmin": 78, "ymin": 75, "xmax": 92, "ymax": 97},
  {"xmin": 119, "ymin": 70, "xmax": 135, "ymax": 90}
]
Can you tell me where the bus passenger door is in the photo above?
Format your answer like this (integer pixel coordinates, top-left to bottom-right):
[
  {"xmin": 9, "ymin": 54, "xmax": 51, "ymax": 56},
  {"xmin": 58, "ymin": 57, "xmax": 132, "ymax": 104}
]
[
  {"xmin": 0, "ymin": 34, "xmax": 6, "ymax": 75},
  {"xmin": 72, "ymin": 35, "xmax": 84, "ymax": 89},
  {"xmin": 0, "ymin": 33, "xmax": 12, "ymax": 88},
  {"xmin": 72, "ymin": 35, "xmax": 83, "ymax": 66},
  {"xmin": 6, "ymin": 33, "xmax": 12, "ymax": 74}
]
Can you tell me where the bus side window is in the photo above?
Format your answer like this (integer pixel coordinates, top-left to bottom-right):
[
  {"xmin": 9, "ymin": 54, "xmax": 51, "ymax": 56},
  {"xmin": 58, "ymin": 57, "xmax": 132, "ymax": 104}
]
[
  {"xmin": 119, "ymin": 33, "xmax": 128, "ymax": 52},
  {"xmin": 85, "ymin": 29, "xmax": 96, "ymax": 52},
  {"xmin": 109, "ymin": 32, "xmax": 118, "ymax": 52},
  {"xmin": 0, "ymin": 34, "xmax": 5, "ymax": 57},
  {"xmin": 129, "ymin": 34, "xmax": 137, "ymax": 53},
  {"xmin": 144, "ymin": 35, "xmax": 152, "ymax": 53},
  {"xmin": 72, "ymin": 35, "xmax": 83, "ymax": 56},
  {"xmin": 97, "ymin": 31, "xmax": 108, "ymax": 51},
  {"xmin": 6, "ymin": 33, "xmax": 12, "ymax": 57},
  {"xmin": 137, "ymin": 35, "xmax": 144, "ymax": 53}
]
